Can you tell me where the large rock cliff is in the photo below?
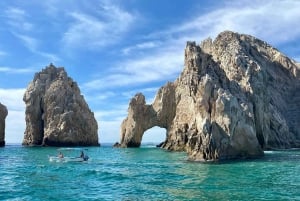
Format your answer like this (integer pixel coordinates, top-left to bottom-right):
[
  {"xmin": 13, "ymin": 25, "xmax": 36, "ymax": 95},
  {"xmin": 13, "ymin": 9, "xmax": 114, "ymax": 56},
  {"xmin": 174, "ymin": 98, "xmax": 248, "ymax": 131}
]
[
  {"xmin": 120, "ymin": 31, "xmax": 300, "ymax": 161},
  {"xmin": 23, "ymin": 64, "xmax": 99, "ymax": 146},
  {"xmin": 0, "ymin": 103, "xmax": 8, "ymax": 146}
]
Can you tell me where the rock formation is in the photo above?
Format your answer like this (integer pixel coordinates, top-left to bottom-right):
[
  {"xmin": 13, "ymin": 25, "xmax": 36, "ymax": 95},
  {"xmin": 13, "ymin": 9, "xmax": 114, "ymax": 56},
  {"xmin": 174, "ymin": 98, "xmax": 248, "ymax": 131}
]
[
  {"xmin": 120, "ymin": 31, "xmax": 300, "ymax": 161},
  {"xmin": 0, "ymin": 103, "xmax": 8, "ymax": 146},
  {"xmin": 23, "ymin": 64, "xmax": 99, "ymax": 146}
]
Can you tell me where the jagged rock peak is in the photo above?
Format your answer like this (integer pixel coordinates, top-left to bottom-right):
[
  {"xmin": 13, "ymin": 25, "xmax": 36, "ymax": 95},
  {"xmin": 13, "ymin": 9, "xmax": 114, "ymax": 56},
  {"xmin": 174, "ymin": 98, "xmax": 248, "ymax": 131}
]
[
  {"xmin": 23, "ymin": 64, "xmax": 99, "ymax": 146},
  {"xmin": 0, "ymin": 103, "xmax": 8, "ymax": 146},
  {"xmin": 119, "ymin": 31, "xmax": 300, "ymax": 161}
]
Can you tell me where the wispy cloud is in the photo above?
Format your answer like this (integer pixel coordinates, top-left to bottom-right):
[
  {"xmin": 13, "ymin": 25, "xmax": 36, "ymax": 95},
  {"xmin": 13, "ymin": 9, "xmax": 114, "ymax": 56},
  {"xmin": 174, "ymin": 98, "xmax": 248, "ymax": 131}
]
[
  {"xmin": 0, "ymin": 88, "xmax": 25, "ymax": 110},
  {"xmin": 84, "ymin": 91, "xmax": 116, "ymax": 103},
  {"xmin": 98, "ymin": 120, "xmax": 121, "ymax": 143},
  {"xmin": 149, "ymin": 0, "xmax": 300, "ymax": 45},
  {"xmin": 122, "ymin": 41, "xmax": 161, "ymax": 55},
  {"xmin": 94, "ymin": 106, "xmax": 128, "ymax": 142},
  {"xmin": 3, "ymin": 6, "xmax": 60, "ymax": 63},
  {"xmin": 85, "ymin": 0, "xmax": 300, "ymax": 91},
  {"xmin": 13, "ymin": 33, "xmax": 38, "ymax": 51},
  {"xmin": 0, "ymin": 88, "xmax": 26, "ymax": 143},
  {"xmin": 5, "ymin": 110, "xmax": 25, "ymax": 143},
  {"xmin": 95, "ymin": 109, "xmax": 127, "ymax": 121},
  {"xmin": 63, "ymin": 3, "xmax": 135, "ymax": 49},
  {"xmin": 13, "ymin": 33, "xmax": 60, "ymax": 62},
  {"xmin": 120, "ymin": 87, "xmax": 160, "ymax": 100},
  {"xmin": 4, "ymin": 7, "xmax": 33, "ymax": 31},
  {"xmin": 0, "ymin": 66, "xmax": 35, "ymax": 74},
  {"xmin": 84, "ymin": 48, "xmax": 183, "ymax": 90}
]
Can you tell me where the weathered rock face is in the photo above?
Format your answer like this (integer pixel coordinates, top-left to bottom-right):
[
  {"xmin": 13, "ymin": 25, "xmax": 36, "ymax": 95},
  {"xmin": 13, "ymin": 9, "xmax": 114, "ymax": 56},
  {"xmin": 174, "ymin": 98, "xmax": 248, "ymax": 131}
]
[
  {"xmin": 23, "ymin": 64, "xmax": 99, "ymax": 146},
  {"xmin": 120, "ymin": 31, "xmax": 300, "ymax": 161},
  {"xmin": 0, "ymin": 103, "xmax": 8, "ymax": 146}
]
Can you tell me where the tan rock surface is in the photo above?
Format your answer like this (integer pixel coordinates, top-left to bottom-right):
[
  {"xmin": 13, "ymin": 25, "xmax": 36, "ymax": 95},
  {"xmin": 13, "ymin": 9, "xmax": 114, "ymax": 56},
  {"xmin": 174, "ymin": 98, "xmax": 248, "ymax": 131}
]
[
  {"xmin": 120, "ymin": 31, "xmax": 300, "ymax": 161},
  {"xmin": 0, "ymin": 103, "xmax": 8, "ymax": 146},
  {"xmin": 23, "ymin": 64, "xmax": 99, "ymax": 146}
]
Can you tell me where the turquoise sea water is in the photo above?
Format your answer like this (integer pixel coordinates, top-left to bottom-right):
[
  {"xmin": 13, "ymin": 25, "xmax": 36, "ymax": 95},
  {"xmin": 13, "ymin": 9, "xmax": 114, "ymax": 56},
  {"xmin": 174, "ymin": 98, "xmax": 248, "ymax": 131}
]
[{"xmin": 0, "ymin": 144, "xmax": 299, "ymax": 201}]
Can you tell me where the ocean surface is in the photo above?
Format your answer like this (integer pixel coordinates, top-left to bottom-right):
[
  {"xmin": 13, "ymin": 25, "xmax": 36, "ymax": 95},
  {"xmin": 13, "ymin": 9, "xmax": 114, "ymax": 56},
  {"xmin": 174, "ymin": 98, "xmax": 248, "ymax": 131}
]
[{"xmin": 0, "ymin": 144, "xmax": 299, "ymax": 201}]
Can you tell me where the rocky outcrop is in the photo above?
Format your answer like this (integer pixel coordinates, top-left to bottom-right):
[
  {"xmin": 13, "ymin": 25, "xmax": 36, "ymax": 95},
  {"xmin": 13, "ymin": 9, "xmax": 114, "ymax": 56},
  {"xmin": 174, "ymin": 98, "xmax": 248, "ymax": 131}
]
[
  {"xmin": 120, "ymin": 31, "xmax": 300, "ymax": 161},
  {"xmin": 0, "ymin": 103, "xmax": 8, "ymax": 146},
  {"xmin": 23, "ymin": 64, "xmax": 99, "ymax": 146}
]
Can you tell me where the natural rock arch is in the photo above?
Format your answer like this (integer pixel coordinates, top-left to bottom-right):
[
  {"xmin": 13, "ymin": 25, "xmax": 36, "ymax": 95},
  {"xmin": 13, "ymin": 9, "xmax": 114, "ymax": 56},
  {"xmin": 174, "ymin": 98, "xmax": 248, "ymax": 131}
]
[
  {"xmin": 120, "ymin": 83, "xmax": 177, "ymax": 148},
  {"xmin": 120, "ymin": 31, "xmax": 300, "ymax": 161}
]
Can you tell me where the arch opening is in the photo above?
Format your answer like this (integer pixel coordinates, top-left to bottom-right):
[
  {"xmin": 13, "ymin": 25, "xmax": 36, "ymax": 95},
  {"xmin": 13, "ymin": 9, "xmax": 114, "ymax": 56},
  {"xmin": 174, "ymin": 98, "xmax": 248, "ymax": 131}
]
[{"xmin": 141, "ymin": 126, "xmax": 167, "ymax": 147}]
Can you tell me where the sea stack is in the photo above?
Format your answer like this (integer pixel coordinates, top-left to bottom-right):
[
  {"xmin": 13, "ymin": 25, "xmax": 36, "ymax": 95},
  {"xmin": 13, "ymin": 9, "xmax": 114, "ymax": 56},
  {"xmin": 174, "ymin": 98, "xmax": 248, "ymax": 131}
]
[
  {"xmin": 23, "ymin": 64, "xmax": 99, "ymax": 146},
  {"xmin": 120, "ymin": 31, "xmax": 300, "ymax": 161},
  {"xmin": 0, "ymin": 103, "xmax": 8, "ymax": 146}
]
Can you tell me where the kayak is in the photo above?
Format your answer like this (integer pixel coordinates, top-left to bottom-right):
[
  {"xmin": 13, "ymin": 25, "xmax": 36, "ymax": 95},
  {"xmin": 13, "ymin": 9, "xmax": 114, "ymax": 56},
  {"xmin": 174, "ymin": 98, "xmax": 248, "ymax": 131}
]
[
  {"xmin": 49, "ymin": 148, "xmax": 89, "ymax": 162},
  {"xmin": 49, "ymin": 156, "xmax": 89, "ymax": 162}
]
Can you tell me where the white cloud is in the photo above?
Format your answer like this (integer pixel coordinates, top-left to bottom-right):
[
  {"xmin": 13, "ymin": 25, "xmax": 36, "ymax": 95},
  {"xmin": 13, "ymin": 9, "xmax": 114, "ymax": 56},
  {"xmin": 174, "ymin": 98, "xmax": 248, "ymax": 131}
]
[
  {"xmin": 0, "ymin": 66, "xmax": 35, "ymax": 74},
  {"xmin": 122, "ymin": 41, "xmax": 161, "ymax": 55},
  {"xmin": 98, "ymin": 120, "xmax": 121, "ymax": 143},
  {"xmin": 13, "ymin": 33, "xmax": 38, "ymax": 51},
  {"xmin": 4, "ymin": 6, "xmax": 60, "ymax": 62},
  {"xmin": 5, "ymin": 110, "xmax": 25, "ymax": 143},
  {"xmin": 0, "ymin": 88, "xmax": 26, "ymax": 143},
  {"xmin": 94, "ymin": 106, "xmax": 128, "ymax": 143},
  {"xmin": 83, "ymin": 0, "xmax": 300, "ymax": 144},
  {"xmin": 63, "ymin": 3, "xmax": 135, "ymax": 49},
  {"xmin": 13, "ymin": 33, "xmax": 60, "ymax": 62},
  {"xmin": 84, "ymin": 48, "xmax": 183, "ymax": 89},
  {"xmin": 152, "ymin": 0, "xmax": 300, "ymax": 45},
  {"xmin": 3, "ymin": 0, "xmax": 300, "ymax": 144},
  {"xmin": 84, "ymin": 91, "xmax": 116, "ymax": 102},
  {"xmin": 85, "ymin": 0, "xmax": 300, "ymax": 92},
  {"xmin": 38, "ymin": 52, "xmax": 60, "ymax": 63},
  {"xmin": 0, "ymin": 88, "xmax": 25, "ymax": 110},
  {"xmin": 4, "ymin": 7, "xmax": 33, "ymax": 31},
  {"xmin": 94, "ymin": 106, "xmax": 128, "ymax": 121},
  {"xmin": 120, "ymin": 87, "xmax": 160, "ymax": 100}
]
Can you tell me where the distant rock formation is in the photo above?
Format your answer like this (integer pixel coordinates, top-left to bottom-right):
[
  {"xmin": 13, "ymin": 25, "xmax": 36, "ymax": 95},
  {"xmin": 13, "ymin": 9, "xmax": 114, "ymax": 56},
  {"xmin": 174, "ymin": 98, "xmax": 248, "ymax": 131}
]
[
  {"xmin": 0, "ymin": 103, "xmax": 8, "ymax": 146},
  {"xmin": 23, "ymin": 64, "xmax": 99, "ymax": 146},
  {"xmin": 120, "ymin": 31, "xmax": 300, "ymax": 161}
]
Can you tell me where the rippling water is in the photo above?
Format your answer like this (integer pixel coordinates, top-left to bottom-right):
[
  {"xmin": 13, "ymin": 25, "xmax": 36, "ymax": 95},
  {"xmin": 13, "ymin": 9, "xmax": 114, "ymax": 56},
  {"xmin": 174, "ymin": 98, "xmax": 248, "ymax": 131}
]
[{"xmin": 0, "ymin": 144, "xmax": 299, "ymax": 200}]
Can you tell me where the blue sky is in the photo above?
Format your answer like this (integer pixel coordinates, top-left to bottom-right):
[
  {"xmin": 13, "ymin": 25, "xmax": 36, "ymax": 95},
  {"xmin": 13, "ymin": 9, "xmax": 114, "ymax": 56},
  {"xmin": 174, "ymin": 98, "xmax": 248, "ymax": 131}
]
[{"xmin": 0, "ymin": 0, "xmax": 300, "ymax": 144}]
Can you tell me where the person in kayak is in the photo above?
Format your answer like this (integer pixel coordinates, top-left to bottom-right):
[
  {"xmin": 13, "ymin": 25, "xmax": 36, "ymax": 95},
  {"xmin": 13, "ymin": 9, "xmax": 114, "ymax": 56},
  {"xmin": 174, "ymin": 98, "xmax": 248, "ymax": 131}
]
[{"xmin": 58, "ymin": 152, "xmax": 64, "ymax": 158}]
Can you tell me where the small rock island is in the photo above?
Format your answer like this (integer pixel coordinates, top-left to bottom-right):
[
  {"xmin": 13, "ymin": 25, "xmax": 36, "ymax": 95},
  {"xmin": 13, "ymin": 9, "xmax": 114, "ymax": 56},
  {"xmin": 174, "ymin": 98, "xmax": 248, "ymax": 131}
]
[
  {"xmin": 0, "ymin": 103, "xmax": 8, "ymax": 146},
  {"xmin": 119, "ymin": 31, "xmax": 300, "ymax": 161},
  {"xmin": 22, "ymin": 64, "xmax": 99, "ymax": 146}
]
